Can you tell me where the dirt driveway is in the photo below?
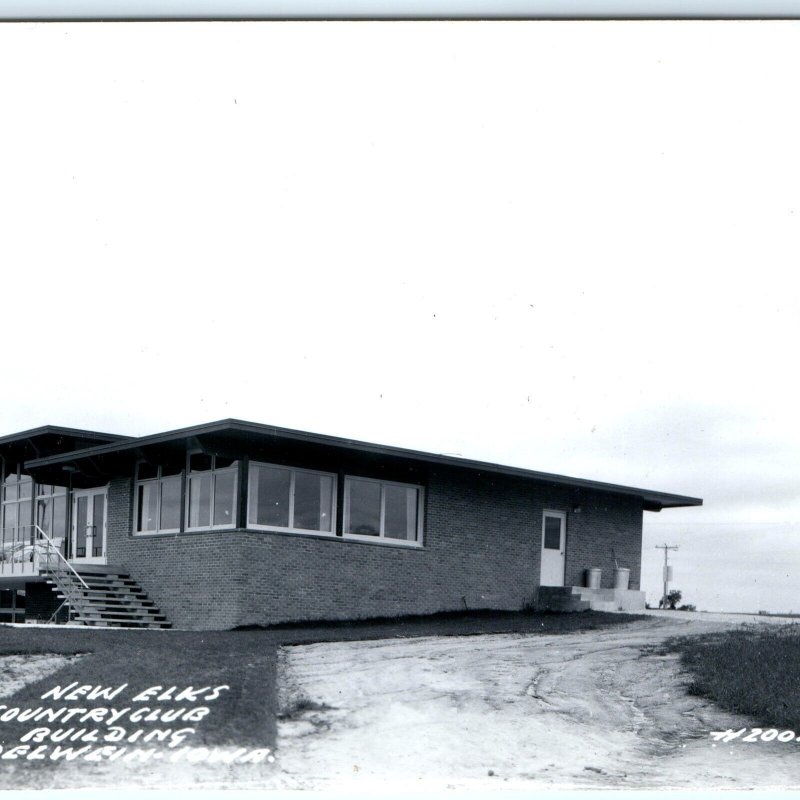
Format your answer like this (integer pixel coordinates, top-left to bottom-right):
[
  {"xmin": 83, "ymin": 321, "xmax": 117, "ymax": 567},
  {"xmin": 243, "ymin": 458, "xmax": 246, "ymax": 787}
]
[{"xmin": 267, "ymin": 613, "xmax": 800, "ymax": 790}]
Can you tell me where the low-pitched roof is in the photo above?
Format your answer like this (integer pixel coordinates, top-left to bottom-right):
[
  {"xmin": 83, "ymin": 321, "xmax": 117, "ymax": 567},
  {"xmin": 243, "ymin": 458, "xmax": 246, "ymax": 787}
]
[
  {"xmin": 0, "ymin": 425, "xmax": 131, "ymax": 447},
  {"xmin": 23, "ymin": 418, "xmax": 702, "ymax": 511}
]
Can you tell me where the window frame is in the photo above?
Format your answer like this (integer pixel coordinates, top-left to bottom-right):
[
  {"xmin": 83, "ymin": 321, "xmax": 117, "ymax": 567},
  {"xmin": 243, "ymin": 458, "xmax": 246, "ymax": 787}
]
[
  {"xmin": 343, "ymin": 475, "xmax": 424, "ymax": 547},
  {"xmin": 184, "ymin": 452, "xmax": 239, "ymax": 533},
  {"xmin": 1, "ymin": 469, "xmax": 34, "ymax": 538},
  {"xmin": 246, "ymin": 461, "xmax": 337, "ymax": 537},
  {"xmin": 133, "ymin": 462, "xmax": 183, "ymax": 536},
  {"xmin": 34, "ymin": 483, "xmax": 68, "ymax": 542}
]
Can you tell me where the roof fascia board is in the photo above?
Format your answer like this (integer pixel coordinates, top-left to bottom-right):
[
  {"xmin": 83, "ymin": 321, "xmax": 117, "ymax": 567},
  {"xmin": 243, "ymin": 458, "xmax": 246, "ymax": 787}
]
[
  {"xmin": 0, "ymin": 425, "xmax": 133, "ymax": 447},
  {"xmin": 22, "ymin": 418, "xmax": 703, "ymax": 508}
]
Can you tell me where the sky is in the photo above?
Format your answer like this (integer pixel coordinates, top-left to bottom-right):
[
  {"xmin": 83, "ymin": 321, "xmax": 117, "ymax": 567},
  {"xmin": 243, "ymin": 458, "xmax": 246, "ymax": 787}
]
[
  {"xmin": 3, "ymin": 0, "xmax": 800, "ymax": 18},
  {"xmin": 0, "ymin": 22, "xmax": 798, "ymax": 613}
]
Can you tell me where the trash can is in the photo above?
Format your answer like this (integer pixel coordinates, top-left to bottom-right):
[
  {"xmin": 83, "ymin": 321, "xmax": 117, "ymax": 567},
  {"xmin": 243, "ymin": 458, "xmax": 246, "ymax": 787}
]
[
  {"xmin": 584, "ymin": 568, "xmax": 602, "ymax": 589},
  {"xmin": 613, "ymin": 567, "xmax": 630, "ymax": 590}
]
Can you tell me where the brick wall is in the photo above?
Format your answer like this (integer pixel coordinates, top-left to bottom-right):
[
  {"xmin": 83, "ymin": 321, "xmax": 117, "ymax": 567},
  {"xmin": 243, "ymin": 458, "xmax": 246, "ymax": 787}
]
[
  {"xmin": 564, "ymin": 490, "xmax": 643, "ymax": 590},
  {"xmin": 104, "ymin": 459, "xmax": 645, "ymax": 630}
]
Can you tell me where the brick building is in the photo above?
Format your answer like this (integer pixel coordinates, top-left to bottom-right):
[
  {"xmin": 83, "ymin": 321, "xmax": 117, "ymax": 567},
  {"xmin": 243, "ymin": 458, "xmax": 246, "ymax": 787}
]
[{"xmin": 0, "ymin": 420, "xmax": 701, "ymax": 629}]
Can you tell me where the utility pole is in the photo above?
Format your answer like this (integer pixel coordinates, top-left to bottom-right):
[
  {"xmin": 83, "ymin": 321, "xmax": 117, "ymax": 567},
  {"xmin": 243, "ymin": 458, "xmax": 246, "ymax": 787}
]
[{"xmin": 655, "ymin": 544, "xmax": 679, "ymax": 609}]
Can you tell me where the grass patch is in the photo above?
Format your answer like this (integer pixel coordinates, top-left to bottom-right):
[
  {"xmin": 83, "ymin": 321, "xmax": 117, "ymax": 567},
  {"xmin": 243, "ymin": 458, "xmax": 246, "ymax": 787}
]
[
  {"xmin": 250, "ymin": 608, "xmax": 646, "ymax": 639},
  {"xmin": 666, "ymin": 623, "xmax": 800, "ymax": 729}
]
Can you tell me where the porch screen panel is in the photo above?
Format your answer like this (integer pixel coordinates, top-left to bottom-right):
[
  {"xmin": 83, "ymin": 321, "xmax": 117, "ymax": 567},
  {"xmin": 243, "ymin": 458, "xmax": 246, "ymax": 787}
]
[
  {"xmin": 293, "ymin": 472, "xmax": 333, "ymax": 532},
  {"xmin": 345, "ymin": 479, "xmax": 381, "ymax": 536}
]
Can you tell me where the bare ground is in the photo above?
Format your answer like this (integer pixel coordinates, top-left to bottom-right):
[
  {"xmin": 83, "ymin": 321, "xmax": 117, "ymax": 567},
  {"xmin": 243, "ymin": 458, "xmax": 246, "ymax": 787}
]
[{"xmin": 265, "ymin": 614, "xmax": 800, "ymax": 791}]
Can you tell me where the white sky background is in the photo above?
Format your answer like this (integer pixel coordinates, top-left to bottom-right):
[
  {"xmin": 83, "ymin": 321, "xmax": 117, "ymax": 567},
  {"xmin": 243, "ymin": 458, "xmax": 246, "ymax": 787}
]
[{"xmin": 0, "ymin": 22, "xmax": 798, "ymax": 613}]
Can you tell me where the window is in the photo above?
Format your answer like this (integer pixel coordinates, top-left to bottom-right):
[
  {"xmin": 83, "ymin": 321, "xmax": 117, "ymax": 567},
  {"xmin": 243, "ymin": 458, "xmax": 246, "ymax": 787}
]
[
  {"xmin": 186, "ymin": 453, "xmax": 239, "ymax": 531},
  {"xmin": 343, "ymin": 477, "xmax": 423, "ymax": 544},
  {"xmin": 134, "ymin": 462, "xmax": 183, "ymax": 535},
  {"xmin": 247, "ymin": 463, "xmax": 335, "ymax": 534},
  {"xmin": 35, "ymin": 483, "xmax": 68, "ymax": 543},
  {"xmin": 1, "ymin": 471, "xmax": 33, "ymax": 546}
]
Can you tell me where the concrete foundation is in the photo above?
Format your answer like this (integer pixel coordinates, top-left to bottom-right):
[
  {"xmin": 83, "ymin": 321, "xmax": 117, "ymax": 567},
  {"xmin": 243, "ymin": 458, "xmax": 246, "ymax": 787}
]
[{"xmin": 537, "ymin": 585, "xmax": 647, "ymax": 613}]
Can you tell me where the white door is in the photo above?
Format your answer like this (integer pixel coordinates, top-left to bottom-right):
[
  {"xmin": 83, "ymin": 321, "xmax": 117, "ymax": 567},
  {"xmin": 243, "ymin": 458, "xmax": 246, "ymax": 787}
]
[
  {"xmin": 71, "ymin": 488, "xmax": 108, "ymax": 563},
  {"xmin": 540, "ymin": 510, "xmax": 567, "ymax": 586}
]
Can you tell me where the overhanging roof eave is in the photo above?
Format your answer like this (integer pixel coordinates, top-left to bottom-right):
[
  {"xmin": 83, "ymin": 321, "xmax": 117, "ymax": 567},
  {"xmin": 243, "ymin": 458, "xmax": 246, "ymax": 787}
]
[
  {"xmin": 22, "ymin": 418, "xmax": 704, "ymax": 509},
  {"xmin": 0, "ymin": 425, "xmax": 134, "ymax": 448}
]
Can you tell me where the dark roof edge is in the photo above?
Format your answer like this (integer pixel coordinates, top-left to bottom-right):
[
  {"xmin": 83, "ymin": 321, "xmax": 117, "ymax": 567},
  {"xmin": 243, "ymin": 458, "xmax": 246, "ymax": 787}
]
[
  {"xmin": 23, "ymin": 418, "xmax": 703, "ymax": 509},
  {"xmin": 0, "ymin": 425, "xmax": 134, "ymax": 447}
]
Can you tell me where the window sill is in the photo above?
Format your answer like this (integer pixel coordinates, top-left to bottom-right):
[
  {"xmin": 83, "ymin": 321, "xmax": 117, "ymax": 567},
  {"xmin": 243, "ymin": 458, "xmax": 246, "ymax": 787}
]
[
  {"xmin": 247, "ymin": 525, "xmax": 336, "ymax": 538},
  {"xmin": 127, "ymin": 527, "xmax": 426, "ymax": 550},
  {"xmin": 129, "ymin": 527, "xmax": 239, "ymax": 539},
  {"xmin": 258, "ymin": 528, "xmax": 425, "ymax": 550},
  {"xmin": 341, "ymin": 533, "xmax": 423, "ymax": 549}
]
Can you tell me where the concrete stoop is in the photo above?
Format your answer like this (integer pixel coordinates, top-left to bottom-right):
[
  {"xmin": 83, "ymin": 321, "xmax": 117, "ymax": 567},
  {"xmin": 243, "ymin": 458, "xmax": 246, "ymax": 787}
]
[{"xmin": 537, "ymin": 585, "xmax": 646, "ymax": 613}]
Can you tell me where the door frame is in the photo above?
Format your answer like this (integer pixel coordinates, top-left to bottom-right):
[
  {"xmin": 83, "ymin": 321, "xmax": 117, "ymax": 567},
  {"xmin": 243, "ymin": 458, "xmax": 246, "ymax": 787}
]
[
  {"xmin": 71, "ymin": 486, "xmax": 108, "ymax": 564},
  {"xmin": 539, "ymin": 509, "xmax": 567, "ymax": 587}
]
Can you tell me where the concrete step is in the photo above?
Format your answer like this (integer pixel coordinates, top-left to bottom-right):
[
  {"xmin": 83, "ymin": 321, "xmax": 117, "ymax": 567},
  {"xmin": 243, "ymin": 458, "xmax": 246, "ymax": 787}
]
[
  {"xmin": 537, "ymin": 585, "xmax": 646, "ymax": 613},
  {"xmin": 71, "ymin": 604, "xmax": 165, "ymax": 617},
  {"xmin": 537, "ymin": 596, "xmax": 591, "ymax": 612},
  {"xmin": 81, "ymin": 618, "xmax": 171, "ymax": 629},
  {"xmin": 42, "ymin": 564, "xmax": 170, "ymax": 629},
  {"xmin": 73, "ymin": 610, "xmax": 167, "ymax": 624},
  {"xmin": 56, "ymin": 590, "xmax": 153, "ymax": 603}
]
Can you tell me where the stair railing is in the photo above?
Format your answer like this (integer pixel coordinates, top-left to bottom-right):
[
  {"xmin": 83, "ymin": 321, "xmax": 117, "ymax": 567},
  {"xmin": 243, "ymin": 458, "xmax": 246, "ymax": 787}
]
[{"xmin": 33, "ymin": 525, "xmax": 90, "ymax": 624}]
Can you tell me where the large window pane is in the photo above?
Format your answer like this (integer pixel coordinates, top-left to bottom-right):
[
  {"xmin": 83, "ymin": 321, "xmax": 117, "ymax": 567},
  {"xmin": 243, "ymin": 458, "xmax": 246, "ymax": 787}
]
[
  {"xmin": 137, "ymin": 484, "xmax": 158, "ymax": 532},
  {"xmin": 544, "ymin": 516, "xmax": 561, "ymax": 549},
  {"xmin": 92, "ymin": 494, "xmax": 105, "ymax": 557},
  {"xmin": 188, "ymin": 473, "xmax": 212, "ymax": 529},
  {"xmin": 137, "ymin": 462, "xmax": 158, "ymax": 481},
  {"xmin": 160, "ymin": 477, "xmax": 182, "ymax": 530},
  {"xmin": 346, "ymin": 479, "xmax": 381, "ymax": 536},
  {"xmin": 213, "ymin": 471, "xmax": 237, "ymax": 527},
  {"xmin": 294, "ymin": 472, "xmax": 333, "ymax": 532},
  {"xmin": 189, "ymin": 453, "xmax": 213, "ymax": 472},
  {"xmin": 75, "ymin": 496, "xmax": 88, "ymax": 556},
  {"xmin": 36, "ymin": 497, "xmax": 53, "ymax": 536},
  {"xmin": 251, "ymin": 466, "xmax": 291, "ymax": 528},
  {"xmin": 17, "ymin": 498, "xmax": 32, "ymax": 529},
  {"xmin": 53, "ymin": 495, "xmax": 67, "ymax": 539},
  {"xmin": 384, "ymin": 485, "xmax": 418, "ymax": 541},
  {"xmin": 2, "ymin": 503, "xmax": 18, "ymax": 532}
]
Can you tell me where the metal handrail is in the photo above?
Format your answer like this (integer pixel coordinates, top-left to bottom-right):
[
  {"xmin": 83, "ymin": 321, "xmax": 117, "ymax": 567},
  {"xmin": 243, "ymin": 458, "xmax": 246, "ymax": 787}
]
[{"xmin": 33, "ymin": 525, "xmax": 90, "ymax": 590}]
